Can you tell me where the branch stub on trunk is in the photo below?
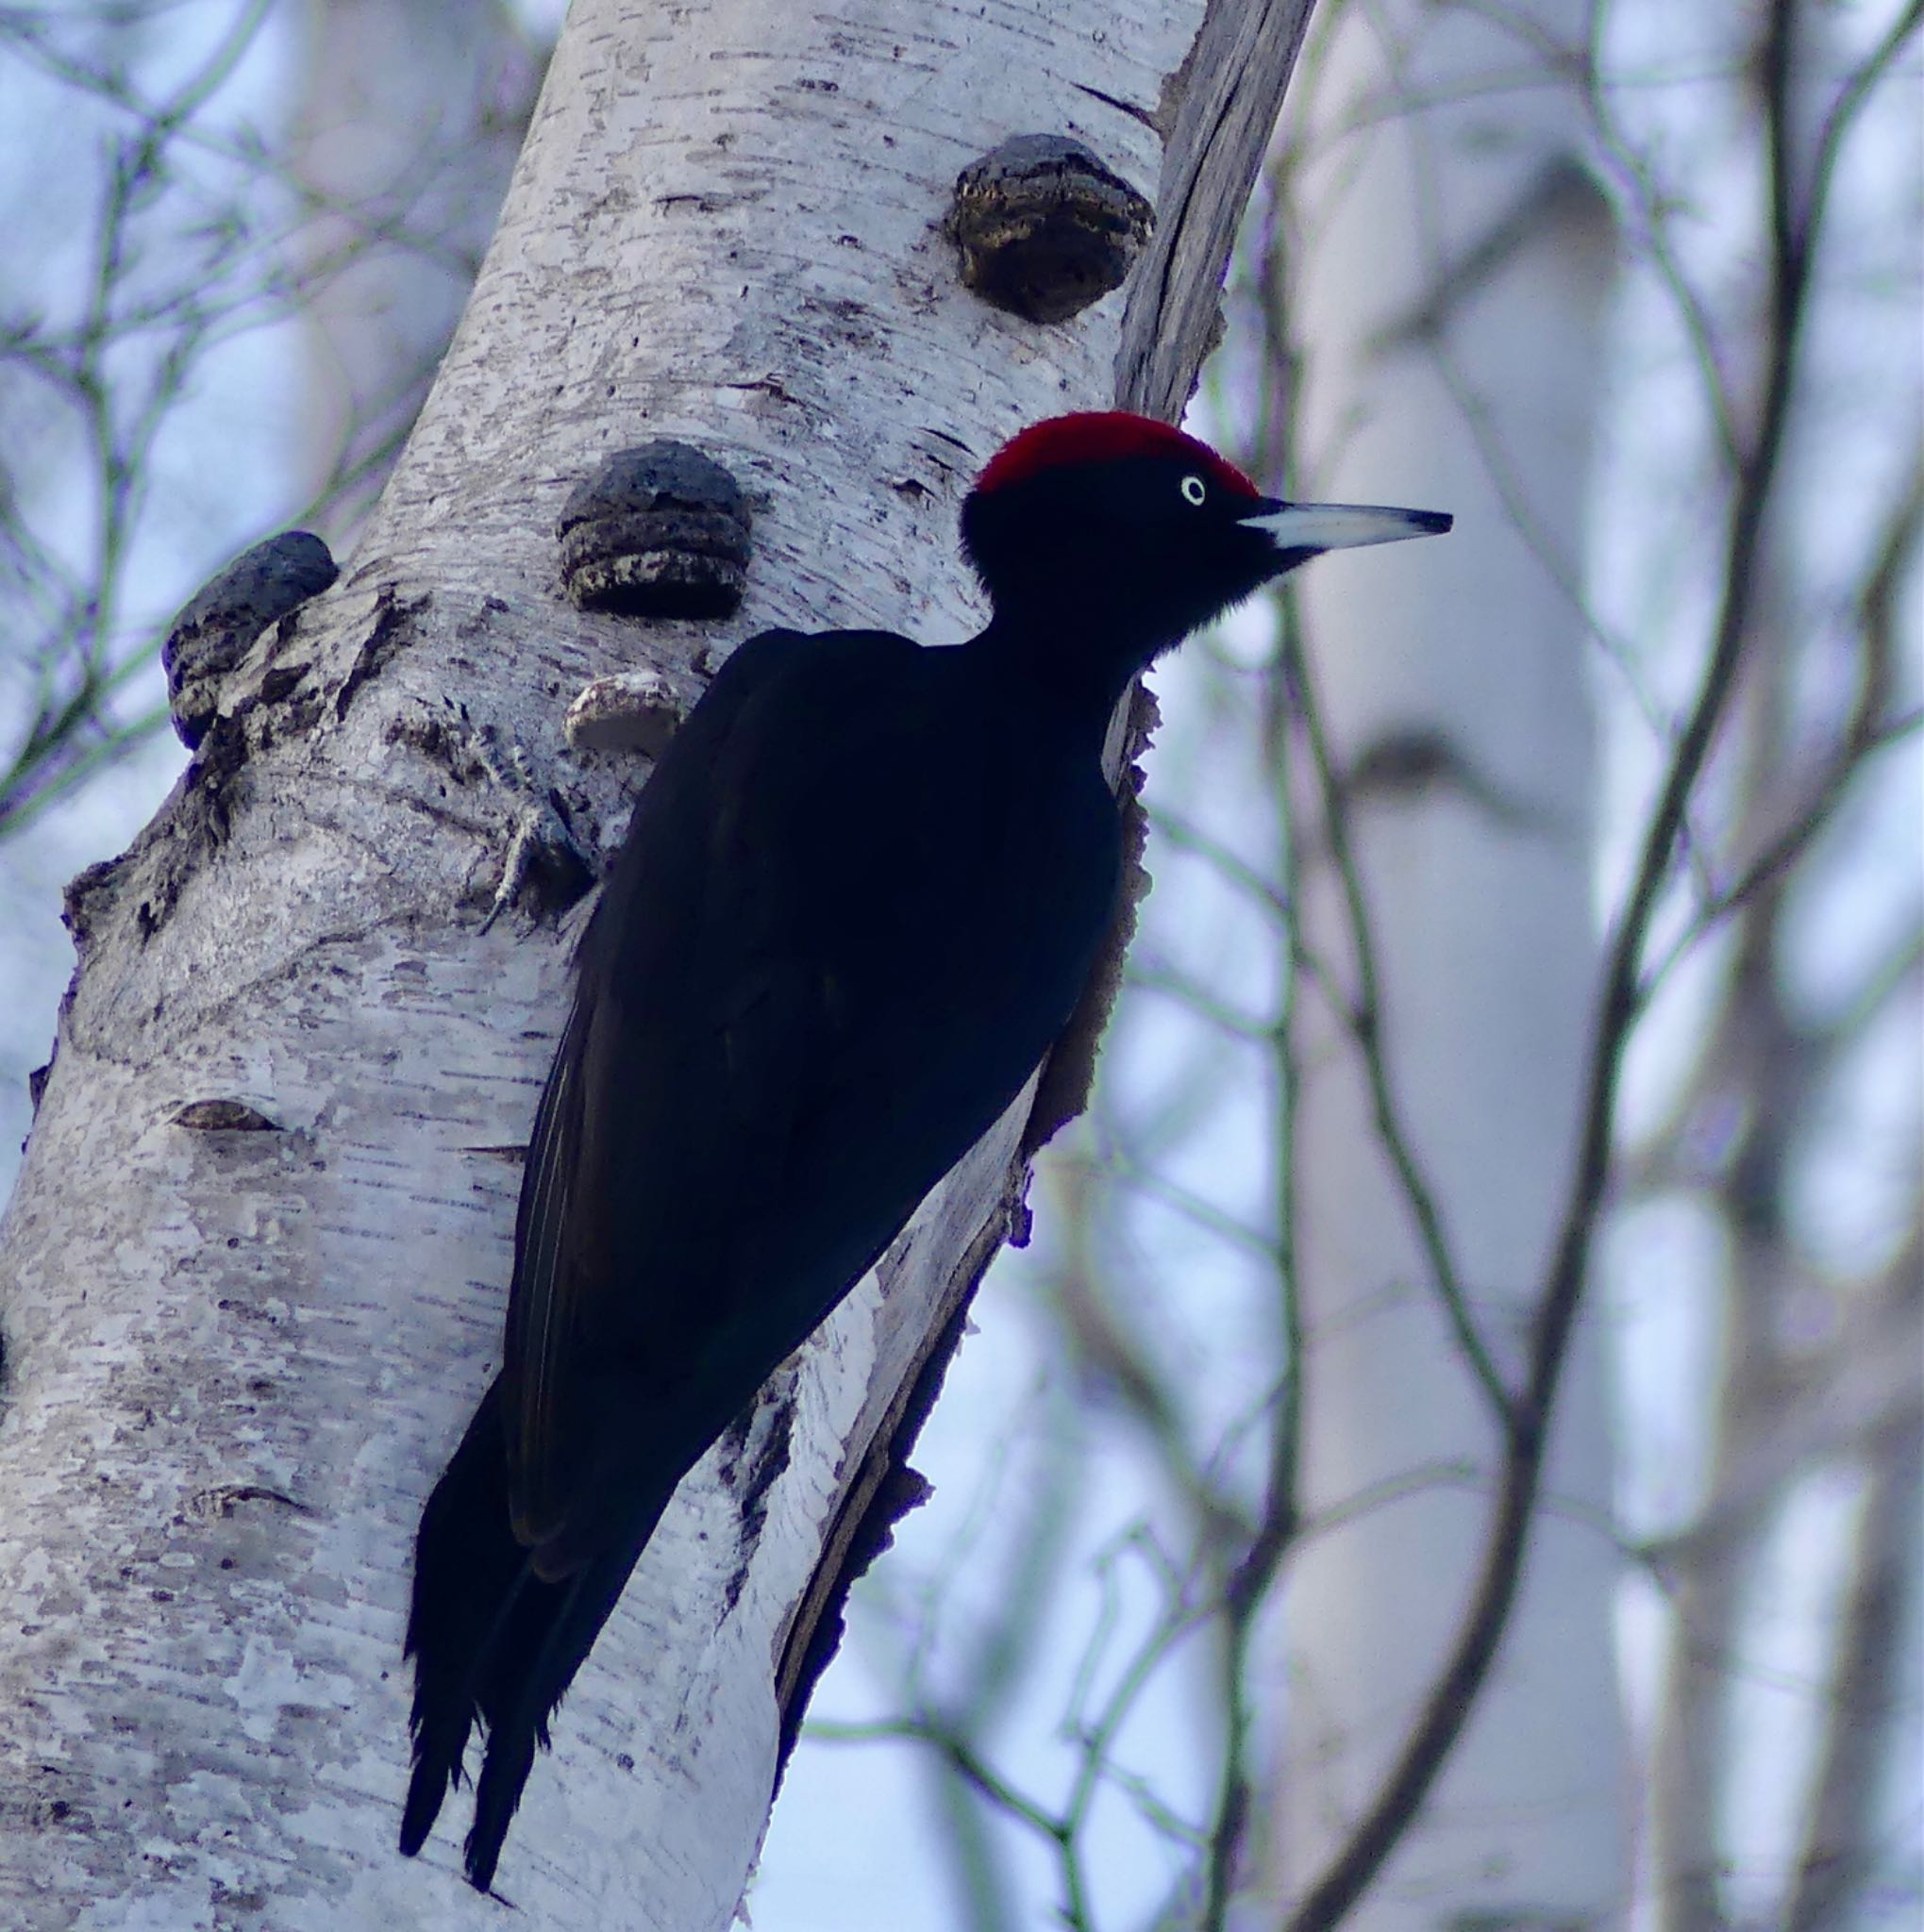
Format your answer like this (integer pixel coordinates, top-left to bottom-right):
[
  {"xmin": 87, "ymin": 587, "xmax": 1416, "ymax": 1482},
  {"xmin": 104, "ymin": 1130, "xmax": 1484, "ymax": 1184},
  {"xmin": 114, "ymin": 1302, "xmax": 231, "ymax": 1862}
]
[
  {"xmin": 557, "ymin": 441, "xmax": 752, "ymax": 619},
  {"xmin": 161, "ymin": 532, "xmax": 339, "ymax": 750},
  {"xmin": 945, "ymin": 134, "xmax": 1154, "ymax": 325}
]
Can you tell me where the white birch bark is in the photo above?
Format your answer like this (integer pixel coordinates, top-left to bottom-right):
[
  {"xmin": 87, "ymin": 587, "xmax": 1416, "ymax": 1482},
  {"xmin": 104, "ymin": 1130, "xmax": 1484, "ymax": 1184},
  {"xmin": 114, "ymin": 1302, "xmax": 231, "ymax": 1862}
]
[
  {"xmin": 1260, "ymin": 2, "xmax": 1628, "ymax": 1922},
  {"xmin": 0, "ymin": 1, "xmax": 1309, "ymax": 1925}
]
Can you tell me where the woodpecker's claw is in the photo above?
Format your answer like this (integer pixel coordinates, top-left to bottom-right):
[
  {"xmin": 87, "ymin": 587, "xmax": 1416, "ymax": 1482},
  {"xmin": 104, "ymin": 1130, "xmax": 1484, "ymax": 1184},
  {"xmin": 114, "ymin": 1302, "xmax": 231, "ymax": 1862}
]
[{"xmin": 469, "ymin": 723, "xmax": 594, "ymax": 931}]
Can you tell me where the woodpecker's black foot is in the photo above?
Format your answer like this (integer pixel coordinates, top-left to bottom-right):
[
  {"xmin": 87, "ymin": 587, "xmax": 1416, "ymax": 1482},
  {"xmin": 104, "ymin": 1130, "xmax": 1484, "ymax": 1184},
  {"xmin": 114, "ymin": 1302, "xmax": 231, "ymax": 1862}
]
[
  {"xmin": 467, "ymin": 721, "xmax": 595, "ymax": 930},
  {"xmin": 394, "ymin": 697, "xmax": 596, "ymax": 928}
]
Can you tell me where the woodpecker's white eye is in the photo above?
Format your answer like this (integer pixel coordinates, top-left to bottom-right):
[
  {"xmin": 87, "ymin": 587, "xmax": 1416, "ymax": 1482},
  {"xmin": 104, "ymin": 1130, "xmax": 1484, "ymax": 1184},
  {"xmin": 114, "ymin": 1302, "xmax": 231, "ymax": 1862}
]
[{"xmin": 1179, "ymin": 475, "xmax": 1207, "ymax": 507}]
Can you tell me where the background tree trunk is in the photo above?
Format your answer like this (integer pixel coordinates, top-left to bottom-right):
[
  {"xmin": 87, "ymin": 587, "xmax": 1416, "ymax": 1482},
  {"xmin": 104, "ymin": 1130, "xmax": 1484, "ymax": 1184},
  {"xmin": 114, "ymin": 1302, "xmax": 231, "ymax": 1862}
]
[
  {"xmin": 1263, "ymin": 0, "xmax": 1628, "ymax": 1919},
  {"xmin": 0, "ymin": 1, "xmax": 1311, "ymax": 1924},
  {"xmin": 291, "ymin": 0, "xmax": 541, "ymax": 534}
]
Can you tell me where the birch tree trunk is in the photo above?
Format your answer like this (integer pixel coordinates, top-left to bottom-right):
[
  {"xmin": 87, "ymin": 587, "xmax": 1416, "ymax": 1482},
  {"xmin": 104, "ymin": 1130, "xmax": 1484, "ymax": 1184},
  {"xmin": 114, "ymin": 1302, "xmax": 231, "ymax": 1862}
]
[
  {"xmin": 1262, "ymin": 2, "xmax": 1628, "ymax": 1921},
  {"xmin": 0, "ymin": 1, "xmax": 1313, "ymax": 1925}
]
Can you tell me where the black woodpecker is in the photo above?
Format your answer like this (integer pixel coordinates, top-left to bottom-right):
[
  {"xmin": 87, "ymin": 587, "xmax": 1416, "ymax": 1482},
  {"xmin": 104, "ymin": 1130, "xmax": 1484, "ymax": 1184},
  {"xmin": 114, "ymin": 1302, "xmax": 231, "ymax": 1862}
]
[{"xmin": 399, "ymin": 411, "xmax": 1450, "ymax": 1889}]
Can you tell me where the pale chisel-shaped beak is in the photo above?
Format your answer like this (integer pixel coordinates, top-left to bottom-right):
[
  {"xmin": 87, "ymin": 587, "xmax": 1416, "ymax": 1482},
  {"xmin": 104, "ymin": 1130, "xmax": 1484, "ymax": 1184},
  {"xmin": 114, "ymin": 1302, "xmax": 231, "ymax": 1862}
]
[{"xmin": 1240, "ymin": 498, "xmax": 1453, "ymax": 558}]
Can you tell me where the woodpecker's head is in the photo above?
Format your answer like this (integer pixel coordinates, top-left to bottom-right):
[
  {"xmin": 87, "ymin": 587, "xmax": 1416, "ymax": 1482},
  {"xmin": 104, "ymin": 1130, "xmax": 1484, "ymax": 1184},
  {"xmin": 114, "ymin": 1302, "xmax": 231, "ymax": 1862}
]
[{"xmin": 962, "ymin": 411, "xmax": 1449, "ymax": 659}]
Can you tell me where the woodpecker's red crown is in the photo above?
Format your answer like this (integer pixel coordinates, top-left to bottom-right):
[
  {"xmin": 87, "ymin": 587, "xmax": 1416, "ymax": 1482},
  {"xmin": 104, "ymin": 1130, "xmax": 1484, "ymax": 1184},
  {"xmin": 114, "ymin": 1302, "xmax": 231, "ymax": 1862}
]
[
  {"xmin": 961, "ymin": 410, "xmax": 1450, "ymax": 695},
  {"xmin": 976, "ymin": 411, "xmax": 1260, "ymax": 502}
]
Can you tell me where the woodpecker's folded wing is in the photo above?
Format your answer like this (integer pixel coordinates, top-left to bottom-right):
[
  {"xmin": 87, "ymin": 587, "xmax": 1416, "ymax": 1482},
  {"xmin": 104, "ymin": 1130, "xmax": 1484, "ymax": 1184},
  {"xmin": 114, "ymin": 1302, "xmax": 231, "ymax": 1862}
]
[{"xmin": 499, "ymin": 628, "xmax": 1120, "ymax": 1574}]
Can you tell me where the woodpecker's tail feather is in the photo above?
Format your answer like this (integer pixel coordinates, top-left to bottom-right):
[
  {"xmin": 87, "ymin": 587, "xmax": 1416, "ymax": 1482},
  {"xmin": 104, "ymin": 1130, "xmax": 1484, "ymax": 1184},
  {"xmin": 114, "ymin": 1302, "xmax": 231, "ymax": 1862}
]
[
  {"xmin": 460, "ymin": 1547, "xmax": 646, "ymax": 1890},
  {"xmin": 399, "ymin": 1379, "xmax": 665, "ymax": 1891},
  {"xmin": 399, "ymin": 1380, "xmax": 522, "ymax": 1863}
]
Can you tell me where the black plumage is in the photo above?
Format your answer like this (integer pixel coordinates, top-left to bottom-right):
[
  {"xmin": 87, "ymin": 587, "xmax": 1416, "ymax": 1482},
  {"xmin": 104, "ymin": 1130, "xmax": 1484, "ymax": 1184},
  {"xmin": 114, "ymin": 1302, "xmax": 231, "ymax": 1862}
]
[{"xmin": 400, "ymin": 413, "xmax": 1449, "ymax": 1889}]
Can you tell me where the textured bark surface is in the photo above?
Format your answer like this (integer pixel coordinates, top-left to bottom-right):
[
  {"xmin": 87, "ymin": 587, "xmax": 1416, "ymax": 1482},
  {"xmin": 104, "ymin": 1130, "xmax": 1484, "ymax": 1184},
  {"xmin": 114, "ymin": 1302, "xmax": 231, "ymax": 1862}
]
[{"xmin": 0, "ymin": 2, "xmax": 1311, "ymax": 1926}]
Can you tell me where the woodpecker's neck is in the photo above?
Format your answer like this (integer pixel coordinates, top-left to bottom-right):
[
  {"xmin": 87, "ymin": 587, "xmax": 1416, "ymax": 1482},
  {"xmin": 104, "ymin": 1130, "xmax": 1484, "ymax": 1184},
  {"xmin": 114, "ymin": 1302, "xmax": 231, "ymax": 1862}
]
[{"xmin": 967, "ymin": 608, "xmax": 1168, "ymax": 754}]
